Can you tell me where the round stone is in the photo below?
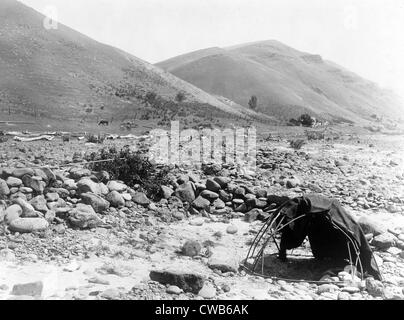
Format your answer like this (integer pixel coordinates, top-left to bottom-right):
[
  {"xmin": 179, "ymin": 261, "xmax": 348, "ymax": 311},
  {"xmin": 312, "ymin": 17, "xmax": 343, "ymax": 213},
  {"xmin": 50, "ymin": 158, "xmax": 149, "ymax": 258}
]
[
  {"xmin": 189, "ymin": 218, "xmax": 204, "ymax": 226},
  {"xmin": 9, "ymin": 218, "xmax": 49, "ymax": 233},
  {"xmin": 6, "ymin": 177, "xmax": 22, "ymax": 188},
  {"xmin": 226, "ymin": 225, "xmax": 238, "ymax": 234},
  {"xmin": 181, "ymin": 240, "xmax": 202, "ymax": 257},
  {"xmin": 166, "ymin": 286, "xmax": 183, "ymax": 295},
  {"xmin": 198, "ymin": 284, "xmax": 216, "ymax": 299}
]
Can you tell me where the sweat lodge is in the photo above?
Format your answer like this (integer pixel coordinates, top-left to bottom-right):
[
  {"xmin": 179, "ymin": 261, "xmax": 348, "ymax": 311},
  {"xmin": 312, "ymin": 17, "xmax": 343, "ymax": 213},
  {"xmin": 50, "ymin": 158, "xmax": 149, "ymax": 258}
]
[{"xmin": 244, "ymin": 194, "xmax": 383, "ymax": 282}]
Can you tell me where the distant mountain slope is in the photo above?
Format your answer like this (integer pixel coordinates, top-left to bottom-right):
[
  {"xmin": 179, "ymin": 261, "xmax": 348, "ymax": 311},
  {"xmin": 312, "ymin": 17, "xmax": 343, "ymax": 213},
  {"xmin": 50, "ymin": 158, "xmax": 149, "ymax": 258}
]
[
  {"xmin": 0, "ymin": 0, "xmax": 256, "ymax": 124},
  {"xmin": 157, "ymin": 40, "xmax": 404, "ymax": 123}
]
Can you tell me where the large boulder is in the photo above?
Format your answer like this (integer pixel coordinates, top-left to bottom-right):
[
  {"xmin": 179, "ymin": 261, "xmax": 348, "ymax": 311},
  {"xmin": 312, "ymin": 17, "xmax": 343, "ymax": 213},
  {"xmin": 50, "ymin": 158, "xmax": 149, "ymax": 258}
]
[
  {"xmin": 39, "ymin": 167, "xmax": 56, "ymax": 183},
  {"xmin": 174, "ymin": 182, "xmax": 196, "ymax": 203},
  {"xmin": 247, "ymin": 198, "xmax": 267, "ymax": 209},
  {"xmin": 254, "ymin": 188, "xmax": 268, "ymax": 199},
  {"xmin": 358, "ymin": 216, "xmax": 387, "ymax": 236},
  {"xmin": 0, "ymin": 168, "xmax": 12, "ymax": 179},
  {"xmin": 181, "ymin": 240, "xmax": 202, "ymax": 257},
  {"xmin": 244, "ymin": 208, "xmax": 262, "ymax": 223},
  {"xmin": 6, "ymin": 177, "xmax": 22, "ymax": 188},
  {"xmin": 98, "ymin": 183, "xmax": 109, "ymax": 196},
  {"xmin": 13, "ymin": 198, "xmax": 41, "ymax": 218},
  {"xmin": 106, "ymin": 191, "xmax": 125, "ymax": 208},
  {"xmin": 198, "ymin": 284, "xmax": 217, "ymax": 299},
  {"xmin": 149, "ymin": 270, "xmax": 205, "ymax": 294},
  {"xmin": 30, "ymin": 195, "xmax": 48, "ymax": 213},
  {"xmin": 11, "ymin": 281, "xmax": 43, "ymax": 297},
  {"xmin": 45, "ymin": 193, "xmax": 59, "ymax": 202},
  {"xmin": 372, "ymin": 233, "xmax": 397, "ymax": 250},
  {"xmin": 62, "ymin": 179, "xmax": 77, "ymax": 190},
  {"xmin": 206, "ymin": 179, "xmax": 221, "ymax": 192},
  {"xmin": 33, "ymin": 169, "xmax": 48, "ymax": 183},
  {"xmin": 161, "ymin": 186, "xmax": 174, "ymax": 199},
  {"xmin": 213, "ymin": 198, "xmax": 226, "ymax": 210},
  {"xmin": 47, "ymin": 199, "xmax": 66, "ymax": 212},
  {"xmin": 233, "ymin": 187, "xmax": 246, "ymax": 198},
  {"xmin": 192, "ymin": 196, "xmax": 210, "ymax": 211},
  {"xmin": 77, "ymin": 178, "xmax": 103, "ymax": 195},
  {"xmin": 9, "ymin": 218, "xmax": 49, "ymax": 233},
  {"xmin": 200, "ymin": 190, "xmax": 219, "ymax": 200},
  {"xmin": 213, "ymin": 177, "xmax": 231, "ymax": 189},
  {"xmin": 69, "ymin": 168, "xmax": 91, "ymax": 180},
  {"xmin": 80, "ymin": 193, "xmax": 110, "ymax": 213},
  {"xmin": 107, "ymin": 181, "xmax": 127, "ymax": 193},
  {"xmin": 12, "ymin": 168, "xmax": 34, "ymax": 178},
  {"xmin": 48, "ymin": 188, "xmax": 69, "ymax": 200},
  {"xmin": 131, "ymin": 192, "xmax": 151, "ymax": 206},
  {"xmin": 4, "ymin": 204, "xmax": 22, "ymax": 225},
  {"xmin": 0, "ymin": 178, "xmax": 10, "ymax": 197},
  {"xmin": 286, "ymin": 177, "xmax": 301, "ymax": 189},
  {"xmin": 68, "ymin": 204, "xmax": 103, "ymax": 229},
  {"xmin": 28, "ymin": 176, "xmax": 46, "ymax": 193},
  {"xmin": 208, "ymin": 249, "xmax": 239, "ymax": 273},
  {"xmin": 44, "ymin": 210, "xmax": 56, "ymax": 223},
  {"xmin": 219, "ymin": 190, "xmax": 232, "ymax": 202},
  {"xmin": 94, "ymin": 171, "xmax": 110, "ymax": 184}
]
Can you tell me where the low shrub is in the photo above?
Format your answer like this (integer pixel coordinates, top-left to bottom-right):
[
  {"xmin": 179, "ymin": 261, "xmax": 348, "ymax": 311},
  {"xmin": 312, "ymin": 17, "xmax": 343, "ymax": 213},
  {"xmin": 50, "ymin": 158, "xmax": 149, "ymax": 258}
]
[
  {"xmin": 85, "ymin": 146, "xmax": 171, "ymax": 201},
  {"xmin": 176, "ymin": 92, "xmax": 186, "ymax": 102}
]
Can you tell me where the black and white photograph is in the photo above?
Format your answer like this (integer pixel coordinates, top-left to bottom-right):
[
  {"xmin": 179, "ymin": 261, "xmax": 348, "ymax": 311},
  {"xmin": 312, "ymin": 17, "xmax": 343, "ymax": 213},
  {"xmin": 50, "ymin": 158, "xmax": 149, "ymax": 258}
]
[{"xmin": 0, "ymin": 0, "xmax": 404, "ymax": 307}]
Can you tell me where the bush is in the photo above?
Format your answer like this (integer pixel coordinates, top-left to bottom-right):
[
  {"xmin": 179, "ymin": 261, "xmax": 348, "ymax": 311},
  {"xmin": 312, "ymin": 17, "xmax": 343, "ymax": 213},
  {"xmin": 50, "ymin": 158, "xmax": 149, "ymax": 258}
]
[
  {"xmin": 85, "ymin": 146, "xmax": 171, "ymax": 201},
  {"xmin": 176, "ymin": 92, "xmax": 186, "ymax": 102},
  {"xmin": 289, "ymin": 114, "xmax": 316, "ymax": 127},
  {"xmin": 298, "ymin": 114, "xmax": 315, "ymax": 127}
]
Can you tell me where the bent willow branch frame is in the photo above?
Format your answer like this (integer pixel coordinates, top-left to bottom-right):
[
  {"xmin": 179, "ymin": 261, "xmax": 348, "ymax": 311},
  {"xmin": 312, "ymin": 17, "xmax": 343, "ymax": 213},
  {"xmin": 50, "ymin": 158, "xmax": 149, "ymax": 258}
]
[{"xmin": 241, "ymin": 211, "xmax": 365, "ymax": 284}]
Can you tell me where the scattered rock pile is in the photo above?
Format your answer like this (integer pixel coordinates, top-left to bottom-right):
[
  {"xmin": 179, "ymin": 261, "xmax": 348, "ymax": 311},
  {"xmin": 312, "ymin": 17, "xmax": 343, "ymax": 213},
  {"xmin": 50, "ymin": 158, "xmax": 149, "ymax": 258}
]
[
  {"xmin": 0, "ymin": 166, "xmax": 153, "ymax": 233},
  {"xmin": 1, "ymin": 135, "xmax": 403, "ymax": 301},
  {"xmin": 173, "ymin": 175, "xmax": 270, "ymax": 222}
]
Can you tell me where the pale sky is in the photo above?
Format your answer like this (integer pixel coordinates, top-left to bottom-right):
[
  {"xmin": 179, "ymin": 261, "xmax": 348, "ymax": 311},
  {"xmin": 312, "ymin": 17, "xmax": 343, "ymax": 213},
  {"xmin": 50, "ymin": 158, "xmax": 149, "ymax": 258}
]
[{"xmin": 20, "ymin": 0, "xmax": 404, "ymax": 98}]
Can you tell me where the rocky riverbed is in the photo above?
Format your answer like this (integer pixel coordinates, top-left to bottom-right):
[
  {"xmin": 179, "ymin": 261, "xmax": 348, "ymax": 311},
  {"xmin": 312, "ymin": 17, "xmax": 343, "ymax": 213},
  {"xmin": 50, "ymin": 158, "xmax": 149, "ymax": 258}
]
[{"xmin": 0, "ymin": 133, "xmax": 404, "ymax": 300}]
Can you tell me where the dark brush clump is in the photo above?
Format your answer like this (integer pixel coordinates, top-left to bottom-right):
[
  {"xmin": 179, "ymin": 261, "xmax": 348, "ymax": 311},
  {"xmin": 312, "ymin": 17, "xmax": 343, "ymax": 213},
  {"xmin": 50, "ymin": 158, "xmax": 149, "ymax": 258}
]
[{"xmin": 85, "ymin": 146, "xmax": 171, "ymax": 201}]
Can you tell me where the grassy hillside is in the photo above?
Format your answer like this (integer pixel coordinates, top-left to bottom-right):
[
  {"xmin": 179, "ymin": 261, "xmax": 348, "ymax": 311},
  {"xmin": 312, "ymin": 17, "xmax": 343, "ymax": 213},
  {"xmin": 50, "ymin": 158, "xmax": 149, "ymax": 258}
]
[
  {"xmin": 0, "ymin": 0, "xmax": 264, "ymax": 130},
  {"xmin": 157, "ymin": 40, "xmax": 404, "ymax": 123}
]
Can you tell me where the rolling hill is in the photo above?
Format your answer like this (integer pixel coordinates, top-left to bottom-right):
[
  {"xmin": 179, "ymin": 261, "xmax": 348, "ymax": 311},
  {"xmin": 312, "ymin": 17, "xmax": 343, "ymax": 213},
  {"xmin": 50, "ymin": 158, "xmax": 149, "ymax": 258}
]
[
  {"xmin": 157, "ymin": 40, "xmax": 404, "ymax": 123},
  {"xmin": 0, "ymin": 0, "xmax": 259, "ymax": 128}
]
